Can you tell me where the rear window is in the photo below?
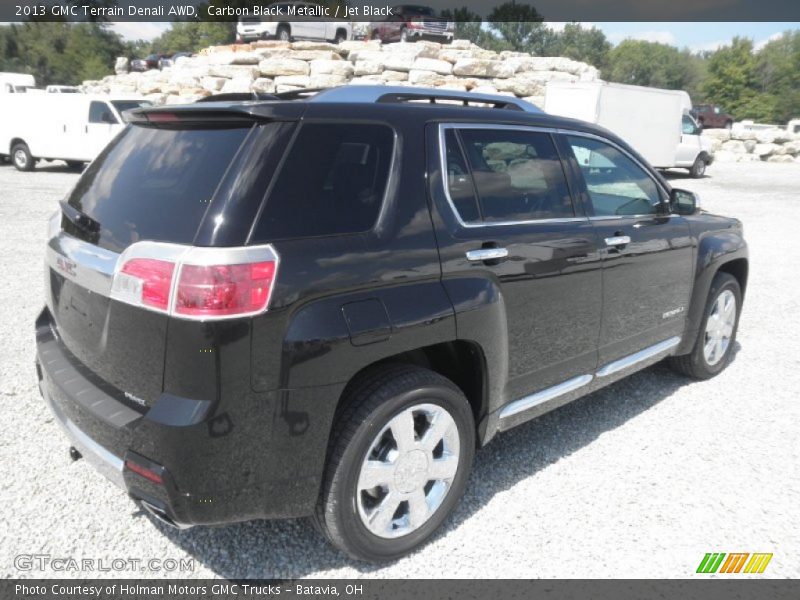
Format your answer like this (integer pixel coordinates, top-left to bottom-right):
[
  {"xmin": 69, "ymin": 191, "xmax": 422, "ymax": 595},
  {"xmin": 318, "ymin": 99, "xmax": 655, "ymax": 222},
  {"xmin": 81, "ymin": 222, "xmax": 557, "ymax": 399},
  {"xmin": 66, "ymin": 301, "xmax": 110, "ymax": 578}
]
[
  {"xmin": 252, "ymin": 123, "xmax": 394, "ymax": 241},
  {"xmin": 66, "ymin": 124, "xmax": 251, "ymax": 253}
]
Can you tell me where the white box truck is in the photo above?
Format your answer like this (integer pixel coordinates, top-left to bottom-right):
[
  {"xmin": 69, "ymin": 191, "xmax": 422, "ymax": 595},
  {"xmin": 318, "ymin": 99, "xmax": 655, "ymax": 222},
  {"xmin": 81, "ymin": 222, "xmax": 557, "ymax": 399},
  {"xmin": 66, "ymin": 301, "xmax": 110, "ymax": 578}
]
[
  {"xmin": 544, "ymin": 81, "xmax": 713, "ymax": 177},
  {"xmin": 0, "ymin": 94, "xmax": 150, "ymax": 171}
]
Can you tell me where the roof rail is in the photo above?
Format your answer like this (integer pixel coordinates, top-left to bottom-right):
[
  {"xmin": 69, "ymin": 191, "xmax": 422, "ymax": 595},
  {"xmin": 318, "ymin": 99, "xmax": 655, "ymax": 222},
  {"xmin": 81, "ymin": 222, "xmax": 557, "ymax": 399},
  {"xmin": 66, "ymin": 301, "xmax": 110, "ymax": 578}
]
[{"xmin": 308, "ymin": 85, "xmax": 542, "ymax": 113}]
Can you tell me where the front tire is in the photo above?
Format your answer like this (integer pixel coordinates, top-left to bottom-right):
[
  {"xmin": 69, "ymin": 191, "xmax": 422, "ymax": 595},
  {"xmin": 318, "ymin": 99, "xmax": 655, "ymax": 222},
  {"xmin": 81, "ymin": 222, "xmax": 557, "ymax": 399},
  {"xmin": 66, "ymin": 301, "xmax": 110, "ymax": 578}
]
[
  {"xmin": 12, "ymin": 142, "xmax": 34, "ymax": 171},
  {"xmin": 689, "ymin": 156, "xmax": 707, "ymax": 178},
  {"xmin": 314, "ymin": 365, "xmax": 475, "ymax": 561},
  {"xmin": 276, "ymin": 25, "xmax": 290, "ymax": 42},
  {"xmin": 669, "ymin": 272, "xmax": 741, "ymax": 379}
]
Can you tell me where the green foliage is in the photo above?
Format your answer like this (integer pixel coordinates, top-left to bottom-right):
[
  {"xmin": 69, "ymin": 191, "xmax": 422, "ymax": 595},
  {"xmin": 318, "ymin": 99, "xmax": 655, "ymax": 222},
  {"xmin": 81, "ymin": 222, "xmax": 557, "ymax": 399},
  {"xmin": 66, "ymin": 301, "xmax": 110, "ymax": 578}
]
[
  {"xmin": 547, "ymin": 23, "xmax": 611, "ymax": 71},
  {"xmin": 147, "ymin": 22, "xmax": 233, "ymax": 54},
  {"xmin": 485, "ymin": 1, "xmax": 548, "ymax": 53}
]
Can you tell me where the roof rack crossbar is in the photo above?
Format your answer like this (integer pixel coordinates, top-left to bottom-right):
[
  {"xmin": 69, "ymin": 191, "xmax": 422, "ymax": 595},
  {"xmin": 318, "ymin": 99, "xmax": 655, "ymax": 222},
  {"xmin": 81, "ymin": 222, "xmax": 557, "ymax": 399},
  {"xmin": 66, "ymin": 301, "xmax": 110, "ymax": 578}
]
[
  {"xmin": 196, "ymin": 92, "xmax": 279, "ymax": 103},
  {"xmin": 307, "ymin": 85, "xmax": 542, "ymax": 113}
]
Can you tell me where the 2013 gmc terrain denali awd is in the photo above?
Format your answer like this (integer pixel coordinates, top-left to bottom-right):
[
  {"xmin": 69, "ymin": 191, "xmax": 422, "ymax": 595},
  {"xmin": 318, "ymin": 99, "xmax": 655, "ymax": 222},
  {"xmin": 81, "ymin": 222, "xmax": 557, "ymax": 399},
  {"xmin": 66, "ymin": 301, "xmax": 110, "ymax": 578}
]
[{"xmin": 36, "ymin": 86, "xmax": 748, "ymax": 561}]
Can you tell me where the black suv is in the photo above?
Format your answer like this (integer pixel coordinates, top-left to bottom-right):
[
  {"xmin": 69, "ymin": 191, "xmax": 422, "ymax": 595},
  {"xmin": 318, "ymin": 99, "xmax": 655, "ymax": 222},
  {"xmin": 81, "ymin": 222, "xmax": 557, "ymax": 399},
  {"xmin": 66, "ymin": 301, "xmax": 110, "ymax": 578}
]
[{"xmin": 36, "ymin": 86, "xmax": 748, "ymax": 561}]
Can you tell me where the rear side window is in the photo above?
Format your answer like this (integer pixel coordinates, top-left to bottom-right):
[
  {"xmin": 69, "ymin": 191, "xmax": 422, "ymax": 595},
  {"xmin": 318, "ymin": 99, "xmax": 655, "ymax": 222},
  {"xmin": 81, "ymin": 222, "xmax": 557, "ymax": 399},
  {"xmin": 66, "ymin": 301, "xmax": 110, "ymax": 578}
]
[
  {"xmin": 66, "ymin": 125, "xmax": 251, "ymax": 253},
  {"xmin": 253, "ymin": 123, "xmax": 393, "ymax": 240},
  {"xmin": 443, "ymin": 127, "xmax": 574, "ymax": 223}
]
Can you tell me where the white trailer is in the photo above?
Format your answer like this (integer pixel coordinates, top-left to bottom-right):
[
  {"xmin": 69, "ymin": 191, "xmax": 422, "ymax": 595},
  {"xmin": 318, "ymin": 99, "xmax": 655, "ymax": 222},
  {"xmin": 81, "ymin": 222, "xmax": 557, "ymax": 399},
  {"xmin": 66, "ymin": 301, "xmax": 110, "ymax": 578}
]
[
  {"xmin": 544, "ymin": 81, "xmax": 713, "ymax": 177},
  {"xmin": 0, "ymin": 72, "xmax": 36, "ymax": 93},
  {"xmin": 0, "ymin": 94, "xmax": 150, "ymax": 171}
]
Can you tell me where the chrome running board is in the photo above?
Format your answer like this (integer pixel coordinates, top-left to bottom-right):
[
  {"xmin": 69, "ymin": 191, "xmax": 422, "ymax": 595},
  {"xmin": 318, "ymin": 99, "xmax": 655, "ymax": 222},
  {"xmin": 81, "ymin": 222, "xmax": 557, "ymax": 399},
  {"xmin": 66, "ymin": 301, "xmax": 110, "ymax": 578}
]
[
  {"xmin": 596, "ymin": 336, "xmax": 681, "ymax": 377},
  {"xmin": 499, "ymin": 374, "xmax": 593, "ymax": 420},
  {"xmin": 497, "ymin": 336, "xmax": 682, "ymax": 424}
]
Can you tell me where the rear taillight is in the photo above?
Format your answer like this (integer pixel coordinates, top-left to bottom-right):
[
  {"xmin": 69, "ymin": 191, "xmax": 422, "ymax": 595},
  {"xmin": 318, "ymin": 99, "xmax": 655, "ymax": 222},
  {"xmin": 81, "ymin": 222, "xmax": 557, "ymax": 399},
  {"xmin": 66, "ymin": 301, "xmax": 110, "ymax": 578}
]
[
  {"xmin": 176, "ymin": 261, "xmax": 276, "ymax": 317},
  {"xmin": 111, "ymin": 242, "xmax": 279, "ymax": 320},
  {"xmin": 120, "ymin": 258, "xmax": 175, "ymax": 311}
]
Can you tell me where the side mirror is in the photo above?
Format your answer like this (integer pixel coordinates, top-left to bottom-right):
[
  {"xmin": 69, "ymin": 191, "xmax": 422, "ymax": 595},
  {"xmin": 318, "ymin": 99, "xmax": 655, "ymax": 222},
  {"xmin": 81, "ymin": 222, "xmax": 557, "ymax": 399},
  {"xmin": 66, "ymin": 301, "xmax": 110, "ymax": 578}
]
[{"xmin": 670, "ymin": 188, "xmax": 698, "ymax": 215}]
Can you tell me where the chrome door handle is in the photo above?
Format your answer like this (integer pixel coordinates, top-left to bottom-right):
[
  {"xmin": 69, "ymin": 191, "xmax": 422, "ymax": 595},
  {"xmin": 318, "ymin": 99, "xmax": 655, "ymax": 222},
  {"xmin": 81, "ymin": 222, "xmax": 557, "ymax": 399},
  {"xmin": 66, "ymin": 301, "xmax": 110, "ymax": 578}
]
[
  {"xmin": 466, "ymin": 248, "xmax": 509, "ymax": 261},
  {"xmin": 604, "ymin": 235, "xmax": 631, "ymax": 247}
]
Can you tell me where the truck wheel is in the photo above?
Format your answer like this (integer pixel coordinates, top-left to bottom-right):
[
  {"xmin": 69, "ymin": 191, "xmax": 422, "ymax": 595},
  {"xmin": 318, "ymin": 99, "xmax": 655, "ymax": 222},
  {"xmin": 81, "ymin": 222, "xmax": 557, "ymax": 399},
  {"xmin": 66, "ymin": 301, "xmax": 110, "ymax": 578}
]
[
  {"xmin": 11, "ymin": 142, "xmax": 34, "ymax": 172},
  {"xmin": 724, "ymin": 121, "xmax": 733, "ymax": 130},
  {"xmin": 314, "ymin": 365, "xmax": 475, "ymax": 561},
  {"xmin": 400, "ymin": 27, "xmax": 409, "ymax": 42},
  {"xmin": 669, "ymin": 272, "xmax": 741, "ymax": 380},
  {"xmin": 334, "ymin": 29, "xmax": 347, "ymax": 44},
  {"xmin": 276, "ymin": 25, "xmax": 290, "ymax": 42},
  {"xmin": 689, "ymin": 156, "xmax": 706, "ymax": 178}
]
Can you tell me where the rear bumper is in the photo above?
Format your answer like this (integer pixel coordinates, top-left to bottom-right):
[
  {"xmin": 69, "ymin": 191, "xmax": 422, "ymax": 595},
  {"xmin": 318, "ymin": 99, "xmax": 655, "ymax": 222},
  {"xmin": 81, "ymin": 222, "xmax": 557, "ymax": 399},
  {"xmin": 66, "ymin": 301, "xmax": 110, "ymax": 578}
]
[{"xmin": 35, "ymin": 307, "xmax": 340, "ymax": 528}]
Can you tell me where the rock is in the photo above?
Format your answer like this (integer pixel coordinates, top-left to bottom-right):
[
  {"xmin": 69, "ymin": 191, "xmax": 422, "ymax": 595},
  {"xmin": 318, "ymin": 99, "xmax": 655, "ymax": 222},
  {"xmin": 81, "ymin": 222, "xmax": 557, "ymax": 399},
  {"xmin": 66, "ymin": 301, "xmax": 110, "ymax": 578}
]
[
  {"xmin": 782, "ymin": 140, "xmax": 800, "ymax": 155},
  {"xmin": 702, "ymin": 129, "xmax": 732, "ymax": 142},
  {"xmin": 137, "ymin": 80, "xmax": 162, "ymax": 94},
  {"xmin": 254, "ymin": 47, "xmax": 294, "ymax": 59},
  {"xmin": 310, "ymin": 59, "xmax": 354, "ymax": 77},
  {"xmin": 753, "ymin": 143, "xmax": 779, "ymax": 157},
  {"xmin": 337, "ymin": 40, "xmax": 381, "ymax": 56},
  {"xmin": 453, "ymin": 58, "xmax": 514, "ymax": 78},
  {"xmin": 721, "ymin": 140, "xmax": 750, "ymax": 154},
  {"xmin": 258, "ymin": 58, "xmax": 310, "ymax": 77},
  {"xmin": 209, "ymin": 51, "xmax": 261, "ymax": 65},
  {"xmin": 382, "ymin": 54, "xmax": 415, "ymax": 72},
  {"xmin": 347, "ymin": 49, "xmax": 386, "ymax": 63},
  {"xmin": 711, "ymin": 150, "xmax": 738, "ymax": 162},
  {"xmin": 354, "ymin": 60, "xmax": 384, "ymax": 76},
  {"xmin": 208, "ymin": 65, "xmax": 260, "ymax": 79},
  {"xmin": 381, "ymin": 70, "xmax": 409, "ymax": 82},
  {"xmin": 251, "ymin": 78, "xmax": 276, "ymax": 93},
  {"xmin": 450, "ymin": 39, "xmax": 472, "ymax": 49},
  {"xmin": 308, "ymin": 74, "xmax": 348, "ymax": 88},
  {"xmin": 290, "ymin": 41, "xmax": 343, "ymax": 53},
  {"xmin": 767, "ymin": 154, "xmax": 795, "ymax": 163},
  {"xmin": 114, "ymin": 57, "xmax": 129, "ymax": 75},
  {"xmin": 523, "ymin": 95, "xmax": 545, "ymax": 108},
  {"xmin": 438, "ymin": 49, "xmax": 477, "ymax": 64},
  {"xmin": 252, "ymin": 40, "xmax": 291, "ymax": 49},
  {"xmin": 412, "ymin": 57, "xmax": 453, "ymax": 75},
  {"xmin": 200, "ymin": 76, "xmax": 227, "ymax": 92},
  {"xmin": 221, "ymin": 77, "xmax": 255, "ymax": 93},
  {"xmin": 435, "ymin": 82, "xmax": 467, "ymax": 92},
  {"xmin": 291, "ymin": 50, "xmax": 341, "ymax": 61},
  {"xmin": 470, "ymin": 85, "xmax": 499, "ymax": 94},
  {"xmin": 349, "ymin": 76, "xmax": 385, "ymax": 85},
  {"xmin": 493, "ymin": 74, "xmax": 545, "ymax": 97},
  {"xmin": 408, "ymin": 70, "xmax": 448, "ymax": 86},
  {"xmin": 143, "ymin": 93, "xmax": 168, "ymax": 105},
  {"xmin": 109, "ymin": 83, "xmax": 138, "ymax": 94},
  {"xmin": 274, "ymin": 74, "xmax": 311, "ymax": 88}
]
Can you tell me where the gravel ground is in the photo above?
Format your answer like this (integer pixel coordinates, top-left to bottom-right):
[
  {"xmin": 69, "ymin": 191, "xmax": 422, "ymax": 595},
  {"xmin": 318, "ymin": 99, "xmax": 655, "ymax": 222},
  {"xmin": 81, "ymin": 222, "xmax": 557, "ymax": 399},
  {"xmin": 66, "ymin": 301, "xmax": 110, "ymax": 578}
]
[{"xmin": 0, "ymin": 161, "xmax": 798, "ymax": 579}]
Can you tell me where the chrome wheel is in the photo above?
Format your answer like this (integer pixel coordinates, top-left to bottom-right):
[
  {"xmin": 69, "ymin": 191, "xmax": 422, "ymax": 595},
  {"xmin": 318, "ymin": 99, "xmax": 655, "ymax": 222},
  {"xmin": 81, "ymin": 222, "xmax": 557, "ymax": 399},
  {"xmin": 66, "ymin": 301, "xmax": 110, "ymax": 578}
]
[
  {"xmin": 704, "ymin": 289, "xmax": 736, "ymax": 366},
  {"xmin": 356, "ymin": 403, "xmax": 460, "ymax": 539},
  {"xmin": 14, "ymin": 149, "xmax": 27, "ymax": 169}
]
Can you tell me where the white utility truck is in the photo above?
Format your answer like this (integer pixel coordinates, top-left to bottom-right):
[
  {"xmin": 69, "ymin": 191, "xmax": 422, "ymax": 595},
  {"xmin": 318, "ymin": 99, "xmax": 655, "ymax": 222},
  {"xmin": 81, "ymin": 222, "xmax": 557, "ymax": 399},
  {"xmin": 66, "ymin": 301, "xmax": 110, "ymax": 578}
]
[
  {"xmin": 0, "ymin": 94, "xmax": 150, "ymax": 171},
  {"xmin": 0, "ymin": 72, "xmax": 36, "ymax": 93},
  {"xmin": 544, "ymin": 81, "xmax": 713, "ymax": 177}
]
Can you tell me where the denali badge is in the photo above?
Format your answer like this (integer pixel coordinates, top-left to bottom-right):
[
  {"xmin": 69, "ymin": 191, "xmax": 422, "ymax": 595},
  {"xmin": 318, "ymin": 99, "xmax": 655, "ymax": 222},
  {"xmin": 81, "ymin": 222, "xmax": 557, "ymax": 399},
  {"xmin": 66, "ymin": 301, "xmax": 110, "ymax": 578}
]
[{"xmin": 663, "ymin": 306, "xmax": 685, "ymax": 319}]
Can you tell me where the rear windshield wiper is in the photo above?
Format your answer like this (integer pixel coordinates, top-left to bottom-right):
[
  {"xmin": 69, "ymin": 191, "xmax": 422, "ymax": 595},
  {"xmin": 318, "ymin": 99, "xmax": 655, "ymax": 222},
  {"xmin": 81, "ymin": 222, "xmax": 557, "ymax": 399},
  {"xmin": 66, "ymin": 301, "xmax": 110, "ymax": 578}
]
[{"xmin": 60, "ymin": 200, "xmax": 101, "ymax": 234}]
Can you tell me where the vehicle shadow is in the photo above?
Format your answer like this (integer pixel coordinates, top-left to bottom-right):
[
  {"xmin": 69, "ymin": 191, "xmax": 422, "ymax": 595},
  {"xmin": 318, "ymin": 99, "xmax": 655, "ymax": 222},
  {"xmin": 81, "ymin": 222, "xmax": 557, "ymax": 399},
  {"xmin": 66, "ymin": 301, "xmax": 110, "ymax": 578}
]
[
  {"xmin": 146, "ymin": 356, "xmax": 730, "ymax": 578},
  {"xmin": 660, "ymin": 169, "xmax": 705, "ymax": 181}
]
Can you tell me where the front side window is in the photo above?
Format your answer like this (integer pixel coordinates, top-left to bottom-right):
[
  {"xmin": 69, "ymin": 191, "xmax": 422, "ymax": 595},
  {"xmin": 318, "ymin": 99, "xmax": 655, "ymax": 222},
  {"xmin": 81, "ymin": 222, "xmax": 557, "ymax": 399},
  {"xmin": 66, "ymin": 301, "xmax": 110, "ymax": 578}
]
[
  {"xmin": 88, "ymin": 101, "xmax": 118, "ymax": 124},
  {"xmin": 566, "ymin": 136, "xmax": 663, "ymax": 217},
  {"xmin": 682, "ymin": 115, "xmax": 699, "ymax": 135},
  {"xmin": 253, "ymin": 123, "xmax": 394, "ymax": 240},
  {"xmin": 443, "ymin": 127, "xmax": 574, "ymax": 223}
]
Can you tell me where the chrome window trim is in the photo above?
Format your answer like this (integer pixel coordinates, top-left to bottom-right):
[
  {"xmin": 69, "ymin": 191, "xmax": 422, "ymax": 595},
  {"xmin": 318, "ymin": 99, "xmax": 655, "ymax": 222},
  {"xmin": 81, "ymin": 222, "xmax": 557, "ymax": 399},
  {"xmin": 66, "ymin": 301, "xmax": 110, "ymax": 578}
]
[{"xmin": 437, "ymin": 123, "xmax": 589, "ymax": 229}]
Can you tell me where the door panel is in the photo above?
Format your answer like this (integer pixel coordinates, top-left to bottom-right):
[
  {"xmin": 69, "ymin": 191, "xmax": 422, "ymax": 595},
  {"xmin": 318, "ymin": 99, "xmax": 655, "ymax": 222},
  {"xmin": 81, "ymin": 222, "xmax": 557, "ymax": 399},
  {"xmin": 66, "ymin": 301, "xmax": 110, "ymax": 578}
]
[
  {"xmin": 429, "ymin": 124, "xmax": 603, "ymax": 403},
  {"xmin": 562, "ymin": 133, "xmax": 693, "ymax": 366}
]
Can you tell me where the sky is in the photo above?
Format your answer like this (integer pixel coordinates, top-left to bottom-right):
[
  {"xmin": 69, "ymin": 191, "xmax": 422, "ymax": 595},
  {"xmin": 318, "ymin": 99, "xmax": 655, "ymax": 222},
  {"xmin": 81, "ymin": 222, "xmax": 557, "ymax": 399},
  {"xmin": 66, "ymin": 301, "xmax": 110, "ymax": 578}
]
[{"xmin": 110, "ymin": 21, "xmax": 799, "ymax": 52}]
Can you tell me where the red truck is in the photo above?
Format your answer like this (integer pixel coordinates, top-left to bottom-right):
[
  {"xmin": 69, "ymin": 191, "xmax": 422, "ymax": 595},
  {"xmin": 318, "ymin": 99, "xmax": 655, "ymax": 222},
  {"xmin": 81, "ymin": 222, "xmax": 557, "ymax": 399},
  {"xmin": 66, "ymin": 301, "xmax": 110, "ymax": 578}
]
[
  {"xmin": 690, "ymin": 104, "xmax": 735, "ymax": 129},
  {"xmin": 368, "ymin": 5, "xmax": 455, "ymax": 44}
]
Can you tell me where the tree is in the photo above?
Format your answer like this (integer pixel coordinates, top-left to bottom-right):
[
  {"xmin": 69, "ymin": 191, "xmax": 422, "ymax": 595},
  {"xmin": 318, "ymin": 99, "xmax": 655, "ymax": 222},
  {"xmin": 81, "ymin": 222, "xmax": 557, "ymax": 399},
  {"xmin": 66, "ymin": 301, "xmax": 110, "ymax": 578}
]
[
  {"xmin": 753, "ymin": 30, "xmax": 800, "ymax": 122},
  {"xmin": 702, "ymin": 37, "xmax": 758, "ymax": 119},
  {"xmin": 439, "ymin": 7, "xmax": 482, "ymax": 45},
  {"xmin": 148, "ymin": 22, "xmax": 232, "ymax": 54},
  {"xmin": 607, "ymin": 40, "xmax": 700, "ymax": 93},
  {"xmin": 550, "ymin": 23, "xmax": 610, "ymax": 72},
  {"xmin": 485, "ymin": 1, "xmax": 552, "ymax": 54}
]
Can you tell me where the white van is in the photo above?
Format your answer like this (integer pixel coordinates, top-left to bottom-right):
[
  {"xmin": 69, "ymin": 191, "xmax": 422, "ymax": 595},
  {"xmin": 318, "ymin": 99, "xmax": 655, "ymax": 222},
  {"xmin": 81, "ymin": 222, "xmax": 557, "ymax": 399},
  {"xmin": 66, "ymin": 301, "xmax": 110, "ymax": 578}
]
[
  {"xmin": 0, "ymin": 72, "xmax": 36, "ymax": 93},
  {"xmin": 544, "ymin": 81, "xmax": 713, "ymax": 177},
  {"xmin": 236, "ymin": 2, "xmax": 351, "ymax": 43},
  {"xmin": 0, "ymin": 94, "xmax": 150, "ymax": 171}
]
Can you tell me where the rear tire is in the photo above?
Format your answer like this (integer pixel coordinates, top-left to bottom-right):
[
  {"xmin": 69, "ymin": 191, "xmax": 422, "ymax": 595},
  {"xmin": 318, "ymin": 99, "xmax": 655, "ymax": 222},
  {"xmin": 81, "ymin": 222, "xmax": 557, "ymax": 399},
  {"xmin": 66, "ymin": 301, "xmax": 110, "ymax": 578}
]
[
  {"xmin": 314, "ymin": 365, "xmax": 475, "ymax": 562},
  {"xmin": 11, "ymin": 142, "xmax": 34, "ymax": 172},
  {"xmin": 669, "ymin": 272, "xmax": 741, "ymax": 379},
  {"xmin": 689, "ymin": 156, "xmax": 706, "ymax": 178}
]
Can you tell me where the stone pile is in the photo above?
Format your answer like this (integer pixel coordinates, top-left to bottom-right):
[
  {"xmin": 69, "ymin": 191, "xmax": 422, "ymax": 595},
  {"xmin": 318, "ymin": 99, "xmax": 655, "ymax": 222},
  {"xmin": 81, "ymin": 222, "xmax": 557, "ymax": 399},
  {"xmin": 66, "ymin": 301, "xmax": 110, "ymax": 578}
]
[
  {"xmin": 87, "ymin": 39, "xmax": 600, "ymax": 107},
  {"xmin": 703, "ymin": 127, "xmax": 800, "ymax": 163}
]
